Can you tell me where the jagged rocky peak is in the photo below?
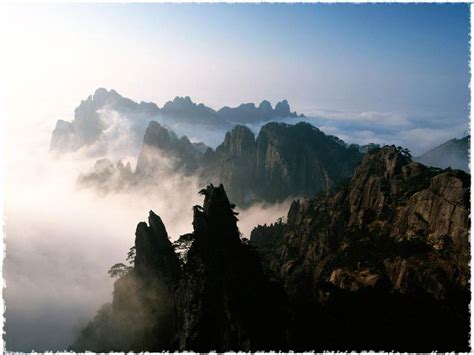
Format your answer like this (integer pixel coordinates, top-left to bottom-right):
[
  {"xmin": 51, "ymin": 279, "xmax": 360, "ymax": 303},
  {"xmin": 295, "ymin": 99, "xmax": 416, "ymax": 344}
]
[
  {"xmin": 51, "ymin": 89, "xmax": 307, "ymax": 155},
  {"xmin": 191, "ymin": 184, "xmax": 241, "ymax": 246},
  {"xmin": 250, "ymin": 145, "xmax": 470, "ymax": 350},
  {"xmin": 50, "ymin": 120, "xmax": 77, "ymax": 151},
  {"xmin": 134, "ymin": 210, "xmax": 181, "ymax": 279},
  {"xmin": 355, "ymin": 145, "xmax": 411, "ymax": 177},
  {"xmin": 220, "ymin": 125, "xmax": 256, "ymax": 156},
  {"xmin": 92, "ymin": 87, "xmax": 120, "ymax": 105},
  {"xmin": 198, "ymin": 184, "xmax": 239, "ymax": 223},
  {"xmin": 258, "ymin": 99, "xmax": 272, "ymax": 112},
  {"xmin": 177, "ymin": 184, "xmax": 289, "ymax": 351},
  {"xmin": 274, "ymin": 99, "xmax": 291, "ymax": 116},
  {"xmin": 163, "ymin": 96, "xmax": 195, "ymax": 110},
  {"xmin": 142, "ymin": 121, "xmax": 177, "ymax": 148},
  {"xmin": 136, "ymin": 120, "xmax": 205, "ymax": 176}
]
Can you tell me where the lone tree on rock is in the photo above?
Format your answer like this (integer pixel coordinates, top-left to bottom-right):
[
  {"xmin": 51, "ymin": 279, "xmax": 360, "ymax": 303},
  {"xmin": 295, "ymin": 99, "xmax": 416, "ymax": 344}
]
[{"xmin": 108, "ymin": 263, "xmax": 131, "ymax": 279}]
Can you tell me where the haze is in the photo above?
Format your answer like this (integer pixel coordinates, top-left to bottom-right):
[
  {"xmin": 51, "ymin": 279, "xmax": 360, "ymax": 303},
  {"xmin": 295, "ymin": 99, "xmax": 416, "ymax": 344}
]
[{"xmin": 0, "ymin": 3, "xmax": 470, "ymax": 351}]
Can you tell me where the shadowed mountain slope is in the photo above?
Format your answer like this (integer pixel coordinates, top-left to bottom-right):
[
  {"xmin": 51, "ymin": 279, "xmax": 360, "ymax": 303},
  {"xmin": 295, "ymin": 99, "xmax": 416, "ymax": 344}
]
[
  {"xmin": 416, "ymin": 135, "xmax": 469, "ymax": 172},
  {"xmin": 72, "ymin": 147, "xmax": 469, "ymax": 351}
]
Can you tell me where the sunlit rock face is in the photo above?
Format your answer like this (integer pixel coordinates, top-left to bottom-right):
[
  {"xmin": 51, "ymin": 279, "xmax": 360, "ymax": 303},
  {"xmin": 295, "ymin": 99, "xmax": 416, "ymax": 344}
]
[{"xmin": 250, "ymin": 145, "xmax": 470, "ymax": 351}]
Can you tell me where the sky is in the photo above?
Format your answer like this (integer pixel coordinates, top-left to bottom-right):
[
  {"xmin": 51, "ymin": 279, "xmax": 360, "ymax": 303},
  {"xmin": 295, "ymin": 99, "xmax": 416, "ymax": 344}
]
[{"xmin": 0, "ymin": 3, "xmax": 470, "ymax": 154}]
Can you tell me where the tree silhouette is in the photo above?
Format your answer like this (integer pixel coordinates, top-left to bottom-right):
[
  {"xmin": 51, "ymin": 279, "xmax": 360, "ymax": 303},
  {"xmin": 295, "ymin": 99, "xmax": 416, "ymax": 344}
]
[
  {"xmin": 108, "ymin": 263, "xmax": 131, "ymax": 279},
  {"xmin": 126, "ymin": 246, "xmax": 136, "ymax": 266}
]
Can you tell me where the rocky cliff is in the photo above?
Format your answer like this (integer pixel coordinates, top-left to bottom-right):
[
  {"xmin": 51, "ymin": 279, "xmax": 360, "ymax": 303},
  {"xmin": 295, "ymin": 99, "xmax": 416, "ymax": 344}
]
[
  {"xmin": 72, "ymin": 148, "xmax": 470, "ymax": 351},
  {"xmin": 70, "ymin": 211, "xmax": 181, "ymax": 351},
  {"xmin": 51, "ymin": 88, "xmax": 158, "ymax": 152},
  {"xmin": 250, "ymin": 146, "xmax": 470, "ymax": 351},
  {"xmin": 70, "ymin": 184, "xmax": 289, "ymax": 352},
  {"xmin": 201, "ymin": 122, "xmax": 363, "ymax": 204},
  {"xmin": 135, "ymin": 121, "xmax": 205, "ymax": 177},
  {"xmin": 79, "ymin": 121, "xmax": 363, "ymax": 206}
]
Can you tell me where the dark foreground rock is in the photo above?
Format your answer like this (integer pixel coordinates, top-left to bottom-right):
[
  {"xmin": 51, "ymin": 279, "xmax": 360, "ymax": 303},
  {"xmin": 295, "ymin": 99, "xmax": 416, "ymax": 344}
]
[
  {"xmin": 70, "ymin": 184, "xmax": 289, "ymax": 352},
  {"xmin": 251, "ymin": 146, "xmax": 470, "ymax": 351},
  {"xmin": 71, "ymin": 147, "xmax": 470, "ymax": 351}
]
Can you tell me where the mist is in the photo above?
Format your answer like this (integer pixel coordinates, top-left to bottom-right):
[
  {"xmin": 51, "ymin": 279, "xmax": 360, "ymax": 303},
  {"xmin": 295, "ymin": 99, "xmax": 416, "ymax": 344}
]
[{"xmin": 3, "ymin": 108, "xmax": 292, "ymax": 351}]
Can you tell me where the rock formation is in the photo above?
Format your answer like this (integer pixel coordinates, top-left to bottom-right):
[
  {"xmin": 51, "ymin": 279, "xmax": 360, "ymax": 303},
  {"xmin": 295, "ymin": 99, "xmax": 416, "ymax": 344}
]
[
  {"xmin": 135, "ymin": 121, "xmax": 205, "ymax": 177},
  {"xmin": 175, "ymin": 185, "xmax": 289, "ymax": 351},
  {"xmin": 217, "ymin": 99, "xmax": 302, "ymax": 125},
  {"xmin": 250, "ymin": 146, "xmax": 470, "ymax": 351},
  {"xmin": 70, "ymin": 184, "xmax": 289, "ymax": 352},
  {"xmin": 202, "ymin": 122, "xmax": 363, "ymax": 204},
  {"xmin": 79, "ymin": 121, "xmax": 363, "ymax": 206},
  {"xmin": 72, "ymin": 147, "xmax": 470, "ymax": 351}
]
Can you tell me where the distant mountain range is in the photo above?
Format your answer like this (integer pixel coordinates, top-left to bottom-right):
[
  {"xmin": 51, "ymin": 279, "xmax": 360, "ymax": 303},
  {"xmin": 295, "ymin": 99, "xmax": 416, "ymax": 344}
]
[
  {"xmin": 78, "ymin": 120, "xmax": 364, "ymax": 206},
  {"xmin": 50, "ymin": 88, "xmax": 303, "ymax": 153},
  {"xmin": 415, "ymin": 135, "xmax": 469, "ymax": 172},
  {"xmin": 55, "ymin": 88, "xmax": 470, "ymax": 205}
]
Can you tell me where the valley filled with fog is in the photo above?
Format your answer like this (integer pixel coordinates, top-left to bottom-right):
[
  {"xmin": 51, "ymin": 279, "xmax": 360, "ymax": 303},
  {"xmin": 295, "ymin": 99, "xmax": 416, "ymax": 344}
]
[{"xmin": 3, "ymin": 107, "xmax": 292, "ymax": 351}]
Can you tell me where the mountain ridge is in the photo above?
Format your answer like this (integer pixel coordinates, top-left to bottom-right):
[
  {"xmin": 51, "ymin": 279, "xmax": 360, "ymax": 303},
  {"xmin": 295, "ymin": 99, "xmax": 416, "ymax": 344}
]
[
  {"xmin": 78, "ymin": 120, "xmax": 364, "ymax": 206},
  {"xmin": 71, "ymin": 146, "xmax": 470, "ymax": 351},
  {"xmin": 415, "ymin": 135, "xmax": 469, "ymax": 172},
  {"xmin": 51, "ymin": 88, "xmax": 303, "ymax": 153}
]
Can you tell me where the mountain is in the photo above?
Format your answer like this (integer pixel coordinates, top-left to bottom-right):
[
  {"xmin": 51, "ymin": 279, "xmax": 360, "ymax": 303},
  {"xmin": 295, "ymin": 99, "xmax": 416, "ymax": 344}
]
[
  {"xmin": 78, "ymin": 121, "xmax": 364, "ymax": 206},
  {"xmin": 202, "ymin": 122, "xmax": 363, "ymax": 204},
  {"xmin": 77, "ymin": 121, "xmax": 206, "ymax": 192},
  {"xmin": 217, "ymin": 99, "xmax": 302, "ymax": 125},
  {"xmin": 250, "ymin": 146, "xmax": 470, "ymax": 351},
  {"xmin": 50, "ymin": 88, "xmax": 158, "ymax": 152},
  {"xmin": 71, "ymin": 148, "xmax": 470, "ymax": 351},
  {"xmin": 135, "ymin": 121, "xmax": 205, "ymax": 177},
  {"xmin": 50, "ymin": 88, "xmax": 303, "ymax": 153},
  {"xmin": 70, "ymin": 184, "xmax": 289, "ymax": 352},
  {"xmin": 416, "ymin": 135, "xmax": 469, "ymax": 172}
]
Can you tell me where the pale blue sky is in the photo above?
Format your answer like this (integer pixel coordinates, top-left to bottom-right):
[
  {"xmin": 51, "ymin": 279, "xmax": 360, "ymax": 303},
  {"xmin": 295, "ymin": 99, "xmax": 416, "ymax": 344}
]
[{"xmin": 0, "ymin": 3, "xmax": 470, "ymax": 154}]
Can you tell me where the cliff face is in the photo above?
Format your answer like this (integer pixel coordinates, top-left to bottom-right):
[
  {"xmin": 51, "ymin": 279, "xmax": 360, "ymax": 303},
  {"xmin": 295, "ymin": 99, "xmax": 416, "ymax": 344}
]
[
  {"xmin": 175, "ymin": 185, "xmax": 289, "ymax": 351},
  {"xmin": 254, "ymin": 122, "xmax": 362, "ymax": 201},
  {"xmin": 72, "ymin": 148, "xmax": 470, "ymax": 351},
  {"xmin": 251, "ymin": 146, "xmax": 470, "ymax": 351},
  {"xmin": 135, "ymin": 121, "xmax": 205, "ymax": 177},
  {"xmin": 201, "ymin": 125, "xmax": 258, "ymax": 205},
  {"xmin": 79, "ymin": 121, "xmax": 363, "ymax": 206},
  {"xmin": 70, "ymin": 211, "xmax": 181, "ymax": 352},
  {"xmin": 202, "ymin": 122, "xmax": 363, "ymax": 205},
  {"xmin": 51, "ymin": 88, "xmax": 157, "ymax": 152},
  {"xmin": 71, "ymin": 184, "xmax": 289, "ymax": 352}
]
